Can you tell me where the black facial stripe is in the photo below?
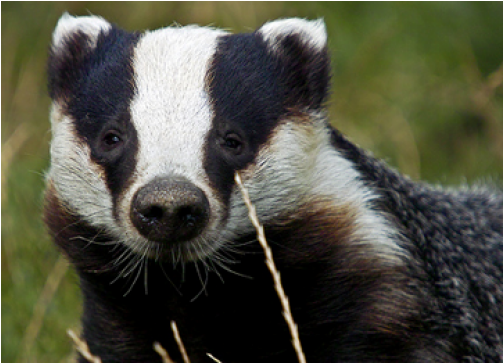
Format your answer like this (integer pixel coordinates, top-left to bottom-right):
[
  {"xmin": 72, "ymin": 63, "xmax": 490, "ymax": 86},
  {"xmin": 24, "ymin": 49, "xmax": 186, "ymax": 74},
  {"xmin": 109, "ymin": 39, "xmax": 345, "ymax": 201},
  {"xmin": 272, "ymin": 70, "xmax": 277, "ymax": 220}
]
[
  {"xmin": 204, "ymin": 32, "xmax": 288, "ymax": 205},
  {"xmin": 58, "ymin": 27, "xmax": 141, "ymax": 200}
]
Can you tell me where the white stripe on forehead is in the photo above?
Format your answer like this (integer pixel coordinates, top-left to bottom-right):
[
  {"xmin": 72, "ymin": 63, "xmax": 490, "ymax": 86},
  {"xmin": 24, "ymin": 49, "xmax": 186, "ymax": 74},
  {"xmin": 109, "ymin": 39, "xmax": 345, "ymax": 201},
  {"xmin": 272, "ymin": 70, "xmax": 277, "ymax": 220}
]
[{"xmin": 130, "ymin": 25, "xmax": 227, "ymax": 185}]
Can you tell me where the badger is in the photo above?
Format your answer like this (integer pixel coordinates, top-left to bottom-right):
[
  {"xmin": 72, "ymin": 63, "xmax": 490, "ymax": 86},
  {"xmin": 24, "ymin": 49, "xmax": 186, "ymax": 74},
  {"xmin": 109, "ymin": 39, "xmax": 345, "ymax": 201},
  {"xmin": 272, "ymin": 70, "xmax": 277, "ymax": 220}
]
[{"xmin": 44, "ymin": 13, "xmax": 503, "ymax": 363}]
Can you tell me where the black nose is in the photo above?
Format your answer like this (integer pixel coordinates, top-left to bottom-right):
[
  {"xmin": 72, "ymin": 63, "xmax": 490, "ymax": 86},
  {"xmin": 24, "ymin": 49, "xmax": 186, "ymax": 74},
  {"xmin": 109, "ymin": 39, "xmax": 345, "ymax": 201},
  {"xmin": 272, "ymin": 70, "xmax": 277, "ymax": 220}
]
[{"xmin": 130, "ymin": 177, "xmax": 210, "ymax": 243}]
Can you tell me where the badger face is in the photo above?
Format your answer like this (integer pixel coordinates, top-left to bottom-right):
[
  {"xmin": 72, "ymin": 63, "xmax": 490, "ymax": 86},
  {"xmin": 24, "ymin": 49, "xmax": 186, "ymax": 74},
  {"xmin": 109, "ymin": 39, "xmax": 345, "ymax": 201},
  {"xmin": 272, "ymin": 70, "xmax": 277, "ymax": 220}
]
[{"xmin": 48, "ymin": 14, "xmax": 401, "ymax": 266}]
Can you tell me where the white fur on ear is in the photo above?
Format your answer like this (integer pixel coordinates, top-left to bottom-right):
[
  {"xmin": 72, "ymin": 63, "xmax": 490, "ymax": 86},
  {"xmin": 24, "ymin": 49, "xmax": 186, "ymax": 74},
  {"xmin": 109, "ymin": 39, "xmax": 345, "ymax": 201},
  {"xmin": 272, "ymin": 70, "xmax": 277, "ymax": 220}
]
[
  {"xmin": 258, "ymin": 18, "xmax": 327, "ymax": 51},
  {"xmin": 52, "ymin": 12, "xmax": 112, "ymax": 49}
]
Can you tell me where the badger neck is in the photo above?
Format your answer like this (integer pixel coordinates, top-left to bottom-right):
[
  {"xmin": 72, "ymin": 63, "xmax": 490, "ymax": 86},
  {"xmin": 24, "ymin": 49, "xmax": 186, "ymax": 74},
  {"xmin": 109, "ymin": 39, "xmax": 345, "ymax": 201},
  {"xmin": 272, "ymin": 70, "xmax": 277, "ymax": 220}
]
[{"xmin": 241, "ymin": 118, "xmax": 409, "ymax": 266}]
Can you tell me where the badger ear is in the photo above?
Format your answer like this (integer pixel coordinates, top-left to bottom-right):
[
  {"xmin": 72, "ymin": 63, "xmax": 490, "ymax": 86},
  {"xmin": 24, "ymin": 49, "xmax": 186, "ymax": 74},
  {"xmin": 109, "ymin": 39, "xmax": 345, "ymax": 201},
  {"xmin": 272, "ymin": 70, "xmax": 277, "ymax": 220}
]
[
  {"xmin": 258, "ymin": 18, "xmax": 327, "ymax": 52},
  {"xmin": 48, "ymin": 13, "xmax": 112, "ymax": 101},
  {"xmin": 51, "ymin": 13, "xmax": 111, "ymax": 50},
  {"xmin": 257, "ymin": 18, "xmax": 330, "ymax": 109}
]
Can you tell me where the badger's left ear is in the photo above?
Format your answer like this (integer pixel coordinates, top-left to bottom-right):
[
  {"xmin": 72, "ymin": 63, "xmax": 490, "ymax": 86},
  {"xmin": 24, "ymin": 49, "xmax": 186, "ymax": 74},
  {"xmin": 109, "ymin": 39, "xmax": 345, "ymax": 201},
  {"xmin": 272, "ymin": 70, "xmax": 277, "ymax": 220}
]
[{"xmin": 257, "ymin": 18, "xmax": 330, "ymax": 110}]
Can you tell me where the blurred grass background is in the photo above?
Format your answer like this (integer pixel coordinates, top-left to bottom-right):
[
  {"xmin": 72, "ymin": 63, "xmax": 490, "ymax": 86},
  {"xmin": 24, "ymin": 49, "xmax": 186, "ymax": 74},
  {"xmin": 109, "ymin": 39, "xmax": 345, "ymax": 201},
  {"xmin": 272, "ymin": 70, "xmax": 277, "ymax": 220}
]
[{"xmin": 2, "ymin": 2, "xmax": 502, "ymax": 362}]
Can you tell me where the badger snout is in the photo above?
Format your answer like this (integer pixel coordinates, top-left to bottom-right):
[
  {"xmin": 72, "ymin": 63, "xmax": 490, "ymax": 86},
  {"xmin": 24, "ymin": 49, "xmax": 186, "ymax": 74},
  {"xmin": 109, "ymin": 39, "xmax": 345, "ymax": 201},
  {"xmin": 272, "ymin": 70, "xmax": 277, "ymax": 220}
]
[{"xmin": 130, "ymin": 177, "xmax": 210, "ymax": 243}]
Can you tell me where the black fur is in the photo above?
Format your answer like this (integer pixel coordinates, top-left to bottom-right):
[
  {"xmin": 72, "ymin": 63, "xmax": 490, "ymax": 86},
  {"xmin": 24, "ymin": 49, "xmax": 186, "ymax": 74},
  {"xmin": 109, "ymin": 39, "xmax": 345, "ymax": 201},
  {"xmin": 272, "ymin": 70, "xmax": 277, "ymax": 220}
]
[{"xmin": 332, "ymin": 129, "xmax": 503, "ymax": 361}]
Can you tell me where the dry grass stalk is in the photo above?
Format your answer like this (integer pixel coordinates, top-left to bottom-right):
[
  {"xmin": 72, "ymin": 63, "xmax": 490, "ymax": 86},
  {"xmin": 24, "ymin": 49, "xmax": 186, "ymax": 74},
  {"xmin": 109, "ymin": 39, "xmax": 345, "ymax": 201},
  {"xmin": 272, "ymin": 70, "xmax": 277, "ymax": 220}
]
[
  {"xmin": 171, "ymin": 320, "xmax": 191, "ymax": 363},
  {"xmin": 154, "ymin": 342, "xmax": 176, "ymax": 363},
  {"xmin": 66, "ymin": 330, "xmax": 181, "ymax": 363},
  {"xmin": 67, "ymin": 329, "xmax": 102, "ymax": 363},
  {"xmin": 206, "ymin": 353, "xmax": 223, "ymax": 363},
  {"xmin": 16, "ymin": 255, "xmax": 68, "ymax": 363},
  {"xmin": 234, "ymin": 172, "xmax": 307, "ymax": 363},
  {"xmin": 2, "ymin": 122, "xmax": 29, "ymax": 203}
]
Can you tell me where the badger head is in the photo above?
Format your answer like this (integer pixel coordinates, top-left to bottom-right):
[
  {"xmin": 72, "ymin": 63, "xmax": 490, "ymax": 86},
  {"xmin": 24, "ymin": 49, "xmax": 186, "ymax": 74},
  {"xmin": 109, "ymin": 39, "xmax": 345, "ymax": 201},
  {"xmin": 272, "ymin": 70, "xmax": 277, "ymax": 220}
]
[{"xmin": 46, "ymin": 14, "xmax": 399, "ymax": 270}]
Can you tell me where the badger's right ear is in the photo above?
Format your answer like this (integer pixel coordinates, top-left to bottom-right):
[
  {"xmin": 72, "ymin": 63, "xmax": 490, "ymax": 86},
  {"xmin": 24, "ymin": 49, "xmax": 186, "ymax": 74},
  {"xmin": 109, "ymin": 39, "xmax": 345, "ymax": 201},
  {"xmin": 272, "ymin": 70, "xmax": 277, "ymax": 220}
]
[{"xmin": 48, "ymin": 13, "xmax": 111, "ymax": 101}]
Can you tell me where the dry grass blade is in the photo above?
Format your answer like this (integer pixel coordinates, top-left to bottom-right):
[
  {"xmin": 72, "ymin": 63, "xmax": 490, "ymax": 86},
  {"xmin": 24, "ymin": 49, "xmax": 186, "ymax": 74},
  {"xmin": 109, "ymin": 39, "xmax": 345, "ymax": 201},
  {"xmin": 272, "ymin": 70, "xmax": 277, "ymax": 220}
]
[
  {"xmin": 171, "ymin": 320, "xmax": 191, "ymax": 363},
  {"xmin": 207, "ymin": 353, "xmax": 223, "ymax": 363},
  {"xmin": 16, "ymin": 255, "xmax": 68, "ymax": 363},
  {"xmin": 67, "ymin": 330, "xmax": 102, "ymax": 363},
  {"xmin": 234, "ymin": 172, "xmax": 307, "ymax": 363},
  {"xmin": 154, "ymin": 342, "xmax": 176, "ymax": 363},
  {"xmin": 2, "ymin": 122, "xmax": 29, "ymax": 202}
]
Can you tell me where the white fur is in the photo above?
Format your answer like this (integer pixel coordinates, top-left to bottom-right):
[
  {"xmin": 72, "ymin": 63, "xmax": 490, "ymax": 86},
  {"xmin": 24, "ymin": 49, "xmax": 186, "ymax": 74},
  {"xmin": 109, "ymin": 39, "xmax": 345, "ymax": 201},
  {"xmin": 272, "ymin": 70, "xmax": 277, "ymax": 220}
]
[
  {"xmin": 52, "ymin": 13, "xmax": 111, "ymax": 50},
  {"xmin": 258, "ymin": 18, "xmax": 327, "ymax": 51},
  {"xmin": 48, "ymin": 109, "xmax": 115, "ymax": 233}
]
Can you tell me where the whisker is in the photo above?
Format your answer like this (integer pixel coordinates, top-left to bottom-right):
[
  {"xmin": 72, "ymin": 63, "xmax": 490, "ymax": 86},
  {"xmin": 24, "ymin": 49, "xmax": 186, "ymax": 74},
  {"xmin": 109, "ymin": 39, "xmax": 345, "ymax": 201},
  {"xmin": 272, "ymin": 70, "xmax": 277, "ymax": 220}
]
[
  {"xmin": 207, "ymin": 258, "xmax": 224, "ymax": 283},
  {"xmin": 191, "ymin": 261, "xmax": 208, "ymax": 302},
  {"xmin": 122, "ymin": 253, "xmax": 144, "ymax": 279},
  {"xmin": 112, "ymin": 244, "xmax": 137, "ymax": 268},
  {"xmin": 51, "ymin": 207, "xmax": 110, "ymax": 240},
  {"xmin": 69, "ymin": 229, "xmax": 116, "ymax": 248},
  {"xmin": 179, "ymin": 245, "xmax": 186, "ymax": 284},
  {"xmin": 123, "ymin": 253, "xmax": 145, "ymax": 296},
  {"xmin": 160, "ymin": 263, "xmax": 182, "ymax": 296},
  {"xmin": 211, "ymin": 255, "xmax": 252, "ymax": 280},
  {"xmin": 144, "ymin": 245, "xmax": 150, "ymax": 295}
]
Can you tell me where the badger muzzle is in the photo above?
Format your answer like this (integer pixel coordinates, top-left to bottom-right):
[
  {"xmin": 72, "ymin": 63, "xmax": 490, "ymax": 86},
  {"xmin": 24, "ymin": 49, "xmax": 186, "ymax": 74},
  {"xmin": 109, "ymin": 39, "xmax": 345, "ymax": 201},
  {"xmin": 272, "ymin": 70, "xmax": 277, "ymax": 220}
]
[{"xmin": 130, "ymin": 176, "xmax": 210, "ymax": 243}]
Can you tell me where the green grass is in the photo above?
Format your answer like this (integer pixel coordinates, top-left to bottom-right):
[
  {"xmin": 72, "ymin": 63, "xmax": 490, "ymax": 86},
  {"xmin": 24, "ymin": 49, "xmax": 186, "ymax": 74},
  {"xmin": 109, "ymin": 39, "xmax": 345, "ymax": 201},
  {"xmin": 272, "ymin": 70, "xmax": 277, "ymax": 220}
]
[{"xmin": 2, "ymin": 2, "xmax": 502, "ymax": 362}]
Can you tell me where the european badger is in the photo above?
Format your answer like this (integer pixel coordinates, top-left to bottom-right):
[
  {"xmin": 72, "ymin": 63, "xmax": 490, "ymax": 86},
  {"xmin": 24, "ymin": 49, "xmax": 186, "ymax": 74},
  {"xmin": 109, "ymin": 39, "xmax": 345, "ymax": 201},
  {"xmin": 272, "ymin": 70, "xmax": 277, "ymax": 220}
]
[{"xmin": 44, "ymin": 14, "xmax": 503, "ymax": 363}]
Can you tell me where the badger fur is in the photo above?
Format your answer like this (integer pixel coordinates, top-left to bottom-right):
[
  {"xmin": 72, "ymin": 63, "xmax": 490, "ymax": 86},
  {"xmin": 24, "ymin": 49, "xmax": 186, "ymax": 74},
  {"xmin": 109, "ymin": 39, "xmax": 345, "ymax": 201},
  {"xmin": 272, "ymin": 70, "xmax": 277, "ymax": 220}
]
[{"xmin": 44, "ymin": 14, "xmax": 503, "ymax": 363}]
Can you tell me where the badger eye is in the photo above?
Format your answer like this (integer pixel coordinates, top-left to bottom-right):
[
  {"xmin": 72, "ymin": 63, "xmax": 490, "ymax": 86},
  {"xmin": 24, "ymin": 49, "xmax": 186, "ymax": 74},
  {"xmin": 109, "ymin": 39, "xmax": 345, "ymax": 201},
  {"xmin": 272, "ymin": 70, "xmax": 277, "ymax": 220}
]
[
  {"xmin": 222, "ymin": 133, "xmax": 243, "ymax": 154},
  {"xmin": 102, "ymin": 130, "xmax": 123, "ymax": 150}
]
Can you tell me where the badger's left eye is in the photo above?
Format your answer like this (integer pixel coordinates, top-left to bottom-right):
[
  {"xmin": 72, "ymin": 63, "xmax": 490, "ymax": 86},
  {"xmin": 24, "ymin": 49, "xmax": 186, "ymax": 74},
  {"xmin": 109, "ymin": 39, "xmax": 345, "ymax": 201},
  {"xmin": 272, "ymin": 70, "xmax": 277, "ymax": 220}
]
[
  {"xmin": 102, "ymin": 130, "xmax": 123, "ymax": 150},
  {"xmin": 222, "ymin": 133, "xmax": 243, "ymax": 154}
]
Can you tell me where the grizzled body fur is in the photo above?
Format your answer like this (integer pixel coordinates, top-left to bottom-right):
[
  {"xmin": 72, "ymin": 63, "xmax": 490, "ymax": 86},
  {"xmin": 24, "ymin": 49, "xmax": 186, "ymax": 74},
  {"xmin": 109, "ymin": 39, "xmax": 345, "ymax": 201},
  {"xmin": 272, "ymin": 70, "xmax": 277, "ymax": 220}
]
[{"xmin": 44, "ymin": 14, "xmax": 503, "ymax": 363}]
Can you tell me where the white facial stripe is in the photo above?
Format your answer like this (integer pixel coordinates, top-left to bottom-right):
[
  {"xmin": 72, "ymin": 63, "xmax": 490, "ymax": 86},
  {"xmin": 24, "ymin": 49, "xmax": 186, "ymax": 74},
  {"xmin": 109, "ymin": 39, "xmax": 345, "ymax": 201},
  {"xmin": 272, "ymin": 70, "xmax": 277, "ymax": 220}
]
[
  {"xmin": 130, "ymin": 26, "xmax": 226, "ymax": 188},
  {"xmin": 48, "ymin": 110, "xmax": 115, "ymax": 231}
]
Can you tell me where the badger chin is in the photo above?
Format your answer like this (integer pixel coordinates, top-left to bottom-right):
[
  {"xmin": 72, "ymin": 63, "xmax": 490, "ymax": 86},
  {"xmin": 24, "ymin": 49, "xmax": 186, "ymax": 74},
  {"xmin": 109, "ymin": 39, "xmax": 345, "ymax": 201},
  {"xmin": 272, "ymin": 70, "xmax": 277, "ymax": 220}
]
[{"xmin": 119, "ymin": 227, "xmax": 226, "ymax": 264}]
